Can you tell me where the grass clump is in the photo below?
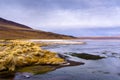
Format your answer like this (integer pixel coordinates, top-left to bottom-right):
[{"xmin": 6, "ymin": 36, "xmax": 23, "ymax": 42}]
[{"xmin": 0, "ymin": 40, "xmax": 65, "ymax": 71}]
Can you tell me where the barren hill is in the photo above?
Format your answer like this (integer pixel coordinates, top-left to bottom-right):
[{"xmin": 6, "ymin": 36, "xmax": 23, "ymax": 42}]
[{"xmin": 0, "ymin": 18, "xmax": 75, "ymax": 39}]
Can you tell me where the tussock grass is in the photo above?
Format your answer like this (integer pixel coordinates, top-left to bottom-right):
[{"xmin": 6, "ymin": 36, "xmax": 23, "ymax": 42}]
[{"xmin": 0, "ymin": 40, "xmax": 65, "ymax": 71}]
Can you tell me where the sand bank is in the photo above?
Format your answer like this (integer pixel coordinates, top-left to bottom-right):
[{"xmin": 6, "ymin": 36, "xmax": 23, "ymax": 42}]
[{"xmin": 29, "ymin": 39, "xmax": 86, "ymax": 45}]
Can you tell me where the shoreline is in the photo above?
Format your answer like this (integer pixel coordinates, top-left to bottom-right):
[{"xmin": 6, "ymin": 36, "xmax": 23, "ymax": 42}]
[
  {"xmin": 0, "ymin": 40, "xmax": 85, "ymax": 79},
  {"xmin": 0, "ymin": 53, "xmax": 84, "ymax": 79},
  {"xmin": 57, "ymin": 53, "xmax": 84, "ymax": 67},
  {"xmin": 29, "ymin": 39, "xmax": 86, "ymax": 45}
]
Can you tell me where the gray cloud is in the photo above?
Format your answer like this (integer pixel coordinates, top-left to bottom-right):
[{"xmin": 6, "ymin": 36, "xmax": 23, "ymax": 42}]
[{"xmin": 0, "ymin": 0, "xmax": 120, "ymax": 33}]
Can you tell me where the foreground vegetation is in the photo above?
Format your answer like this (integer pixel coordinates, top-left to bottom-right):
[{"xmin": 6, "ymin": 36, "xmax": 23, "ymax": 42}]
[{"xmin": 0, "ymin": 40, "xmax": 65, "ymax": 71}]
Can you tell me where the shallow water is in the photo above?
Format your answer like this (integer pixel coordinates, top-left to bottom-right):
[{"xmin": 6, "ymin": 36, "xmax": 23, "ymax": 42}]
[
  {"xmin": 35, "ymin": 40, "xmax": 120, "ymax": 80},
  {"xmin": 4, "ymin": 40, "xmax": 120, "ymax": 80}
]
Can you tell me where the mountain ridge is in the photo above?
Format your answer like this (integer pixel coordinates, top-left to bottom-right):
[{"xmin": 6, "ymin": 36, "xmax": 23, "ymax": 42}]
[
  {"xmin": 0, "ymin": 17, "xmax": 75, "ymax": 39},
  {"xmin": 0, "ymin": 18, "xmax": 32, "ymax": 30}
]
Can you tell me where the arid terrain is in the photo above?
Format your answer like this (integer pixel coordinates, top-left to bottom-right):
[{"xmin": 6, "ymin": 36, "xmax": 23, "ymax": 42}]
[{"xmin": 0, "ymin": 18, "xmax": 75, "ymax": 39}]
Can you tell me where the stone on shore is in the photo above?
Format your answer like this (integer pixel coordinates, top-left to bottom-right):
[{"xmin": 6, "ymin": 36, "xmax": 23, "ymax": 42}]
[{"xmin": 71, "ymin": 53, "xmax": 105, "ymax": 60}]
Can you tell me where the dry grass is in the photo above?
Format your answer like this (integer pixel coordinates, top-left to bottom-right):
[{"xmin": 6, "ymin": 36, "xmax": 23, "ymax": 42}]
[
  {"xmin": 0, "ymin": 28, "xmax": 75, "ymax": 39},
  {"xmin": 0, "ymin": 40, "xmax": 65, "ymax": 71}
]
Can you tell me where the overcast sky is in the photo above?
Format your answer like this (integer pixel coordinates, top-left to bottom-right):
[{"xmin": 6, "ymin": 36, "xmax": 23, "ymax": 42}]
[{"xmin": 0, "ymin": 0, "xmax": 120, "ymax": 36}]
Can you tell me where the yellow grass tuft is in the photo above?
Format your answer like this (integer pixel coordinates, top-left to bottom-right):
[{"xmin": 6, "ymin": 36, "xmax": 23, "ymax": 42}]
[{"xmin": 0, "ymin": 40, "xmax": 65, "ymax": 71}]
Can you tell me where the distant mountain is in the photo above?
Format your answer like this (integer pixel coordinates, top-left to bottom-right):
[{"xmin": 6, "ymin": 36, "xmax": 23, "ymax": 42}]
[
  {"xmin": 78, "ymin": 36, "xmax": 120, "ymax": 39},
  {"xmin": 52, "ymin": 27, "xmax": 120, "ymax": 36},
  {"xmin": 0, "ymin": 18, "xmax": 75, "ymax": 39}
]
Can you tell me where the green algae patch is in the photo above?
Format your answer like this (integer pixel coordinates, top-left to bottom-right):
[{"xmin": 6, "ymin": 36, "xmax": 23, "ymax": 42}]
[
  {"xmin": 17, "ymin": 65, "xmax": 56, "ymax": 75},
  {"xmin": 0, "ymin": 40, "xmax": 65, "ymax": 72},
  {"xmin": 71, "ymin": 53, "xmax": 105, "ymax": 60}
]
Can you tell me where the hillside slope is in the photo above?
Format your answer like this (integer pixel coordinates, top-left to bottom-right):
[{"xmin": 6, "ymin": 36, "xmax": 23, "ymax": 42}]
[{"xmin": 0, "ymin": 18, "xmax": 75, "ymax": 39}]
